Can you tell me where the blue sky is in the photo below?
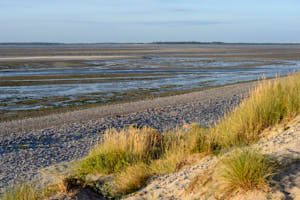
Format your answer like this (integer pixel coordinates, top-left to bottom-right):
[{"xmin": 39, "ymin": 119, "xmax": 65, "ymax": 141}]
[{"xmin": 1, "ymin": 0, "xmax": 299, "ymax": 43}]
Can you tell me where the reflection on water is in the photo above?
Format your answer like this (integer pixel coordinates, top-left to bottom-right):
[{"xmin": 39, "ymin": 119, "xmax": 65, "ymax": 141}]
[{"xmin": 1, "ymin": 57, "xmax": 300, "ymax": 113}]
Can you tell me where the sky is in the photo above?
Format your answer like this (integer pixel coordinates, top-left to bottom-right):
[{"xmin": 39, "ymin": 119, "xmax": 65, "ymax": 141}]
[{"xmin": 0, "ymin": 0, "xmax": 300, "ymax": 43}]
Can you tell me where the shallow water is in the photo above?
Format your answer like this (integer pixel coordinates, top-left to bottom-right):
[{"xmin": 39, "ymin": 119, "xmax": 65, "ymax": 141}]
[{"xmin": 1, "ymin": 57, "xmax": 300, "ymax": 113}]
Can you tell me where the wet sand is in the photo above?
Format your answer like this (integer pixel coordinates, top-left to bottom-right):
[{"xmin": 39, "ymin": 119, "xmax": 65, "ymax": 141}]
[{"xmin": 1, "ymin": 45, "xmax": 300, "ymax": 121}]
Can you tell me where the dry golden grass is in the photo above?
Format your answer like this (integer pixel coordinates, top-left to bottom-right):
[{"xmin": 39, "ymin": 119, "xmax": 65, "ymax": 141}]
[
  {"xmin": 150, "ymin": 149, "xmax": 187, "ymax": 175},
  {"xmin": 0, "ymin": 177, "xmax": 68, "ymax": 200},
  {"xmin": 211, "ymin": 74, "xmax": 300, "ymax": 149},
  {"xmin": 75, "ymin": 126, "xmax": 162, "ymax": 176},
  {"xmin": 185, "ymin": 149, "xmax": 277, "ymax": 200},
  {"xmin": 115, "ymin": 163, "xmax": 152, "ymax": 195},
  {"xmin": 185, "ymin": 73, "xmax": 300, "ymax": 198},
  {"xmin": 68, "ymin": 73, "xmax": 300, "ymax": 196},
  {"xmin": 91, "ymin": 126, "xmax": 162, "ymax": 161},
  {"xmin": 5, "ymin": 72, "xmax": 300, "ymax": 199},
  {"xmin": 150, "ymin": 124, "xmax": 207, "ymax": 175},
  {"xmin": 219, "ymin": 149, "xmax": 276, "ymax": 192},
  {"xmin": 0, "ymin": 183, "xmax": 40, "ymax": 200}
]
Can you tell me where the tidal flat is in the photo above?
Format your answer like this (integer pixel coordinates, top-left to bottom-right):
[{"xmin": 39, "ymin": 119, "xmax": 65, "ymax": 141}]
[{"xmin": 1, "ymin": 44, "xmax": 300, "ymax": 121}]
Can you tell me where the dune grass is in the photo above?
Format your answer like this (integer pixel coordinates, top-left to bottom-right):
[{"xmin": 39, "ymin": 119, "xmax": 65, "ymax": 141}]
[
  {"xmin": 0, "ymin": 179, "xmax": 67, "ymax": 200},
  {"xmin": 184, "ymin": 148, "xmax": 277, "ymax": 199},
  {"xmin": 209, "ymin": 74, "xmax": 300, "ymax": 149},
  {"xmin": 220, "ymin": 149, "xmax": 276, "ymax": 192},
  {"xmin": 75, "ymin": 126, "xmax": 163, "ymax": 177},
  {"xmin": 149, "ymin": 124, "xmax": 207, "ymax": 175},
  {"xmin": 4, "ymin": 72, "xmax": 300, "ymax": 199},
  {"xmin": 115, "ymin": 163, "xmax": 152, "ymax": 195},
  {"xmin": 75, "ymin": 124, "xmax": 206, "ymax": 177},
  {"xmin": 0, "ymin": 183, "xmax": 40, "ymax": 200},
  {"xmin": 111, "ymin": 73, "xmax": 300, "ymax": 195}
]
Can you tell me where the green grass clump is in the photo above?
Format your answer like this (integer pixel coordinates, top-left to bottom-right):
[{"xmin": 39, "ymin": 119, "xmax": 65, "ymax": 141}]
[
  {"xmin": 76, "ymin": 126, "xmax": 163, "ymax": 176},
  {"xmin": 220, "ymin": 149, "xmax": 276, "ymax": 191},
  {"xmin": 77, "ymin": 150, "xmax": 138, "ymax": 176}
]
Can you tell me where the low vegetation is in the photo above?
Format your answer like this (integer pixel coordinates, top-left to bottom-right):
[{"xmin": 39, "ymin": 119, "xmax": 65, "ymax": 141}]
[
  {"xmin": 1, "ymin": 183, "xmax": 40, "ymax": 200},
  {"xmin": 220, "ymin": 149, "xmax": 276, "ymax": 191},
  {"xmin": 3, "ymin": 72, "xmax": 300, "ymax": 199},
  {"xmin": 185, "ymin": 148, "xmax": 277, "ymax": 199},
  {"xmin": 0, "ymin": 179, "xmax": 67, "ymax": 200},
  {"xmin": 115, "ymin": 163, "xmax": 152, "ymax": 194},
  {"xmin": 210, "ymin": 74, "xmax": 300, "ymax": 149},
  {"xmin": 75, "ymin": 126, "xmax": 162, "ymax": 177}
]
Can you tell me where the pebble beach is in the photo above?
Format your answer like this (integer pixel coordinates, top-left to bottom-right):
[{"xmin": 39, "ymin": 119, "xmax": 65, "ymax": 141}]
[{"xmin": 0, "ymin": 81, "xmax": 256, "ymax": 191}]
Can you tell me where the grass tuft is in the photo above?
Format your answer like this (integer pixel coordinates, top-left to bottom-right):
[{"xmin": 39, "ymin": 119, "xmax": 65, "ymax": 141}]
[
  {"xmin": 150, "ymin": 124, "xmax": 208, "ymax": 174},
  {"xmin": 76, "ymin": 126, "xmax": 162, "ymax": 176},
  {"xmin": 115, "ymin": 163, "xmax": 152, "ymax": 195},
  {"xmin": 220, "ymin": 149, "xmax": 276, "ymax": 191},
  {"xmin": 0, "ymin": 179, "xmax": 67, "ymax": 200}
]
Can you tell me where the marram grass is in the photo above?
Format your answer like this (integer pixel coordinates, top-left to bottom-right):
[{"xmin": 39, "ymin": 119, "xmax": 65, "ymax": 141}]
[
  {"xmin": 115, "ymin": 163, "xmax": 152, "ymax": 195},
  {"xmin": 220, "ymin": 149, "xmax": 276, "ymax": 191},
  {"xmin": 0, "ymin": 179, "xmax": 67, "ymax": 200},
  {"xmin": 75, "ymin": 126, "xmax": 163, "ymax": 176},
  {"xmin": 207, "ymin": 73, "xmax": 300, "ymax": 151},
  {"xmin": 0, "ymin": 183, "xmax": 40, "ymax": 200},
  {"xmin": 4, "ymin": 72, "xmax": 300, "ymax": 198}
]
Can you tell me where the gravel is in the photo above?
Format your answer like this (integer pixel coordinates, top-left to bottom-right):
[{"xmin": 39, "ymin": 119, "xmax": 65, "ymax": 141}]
[{"xmin": 0, "ymin": 82, "xmax": 256, "ymax": 191}]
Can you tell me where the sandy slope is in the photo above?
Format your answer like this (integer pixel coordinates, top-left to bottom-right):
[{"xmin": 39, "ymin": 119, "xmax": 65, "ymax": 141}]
[
  {"xmin": 126, "ymin": 118, "xmax": 300, "ymax": 200},
  {"xmin": 43, "ymin": 112, "xmax": 300, "ymax": 200}
]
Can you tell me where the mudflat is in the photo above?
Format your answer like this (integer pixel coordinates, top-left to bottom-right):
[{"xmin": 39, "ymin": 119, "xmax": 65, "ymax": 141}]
[{"xmin": 1, "ymin": 44, "xmax": 300, "ymax": 121}]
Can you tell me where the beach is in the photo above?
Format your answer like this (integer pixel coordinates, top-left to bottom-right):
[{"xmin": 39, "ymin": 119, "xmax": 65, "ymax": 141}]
[{"xmin": 0, "ymin": 81, "xmax": 255, "ymax": 191}]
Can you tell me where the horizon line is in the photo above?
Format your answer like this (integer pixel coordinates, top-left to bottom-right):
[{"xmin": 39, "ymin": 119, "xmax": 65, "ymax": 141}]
[{"xmin": 1, "ymin": 41, "xmax": 300, "ymax": 45}]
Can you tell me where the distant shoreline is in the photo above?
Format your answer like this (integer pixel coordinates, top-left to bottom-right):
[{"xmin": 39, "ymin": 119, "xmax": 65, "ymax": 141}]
[
  {"xmin": 1, "ymin": 42, "xmax": 300, "ymax": 45},
  {"xmin": 1, "ymin": 44, "xmax": 300, "ymax": 126}
]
